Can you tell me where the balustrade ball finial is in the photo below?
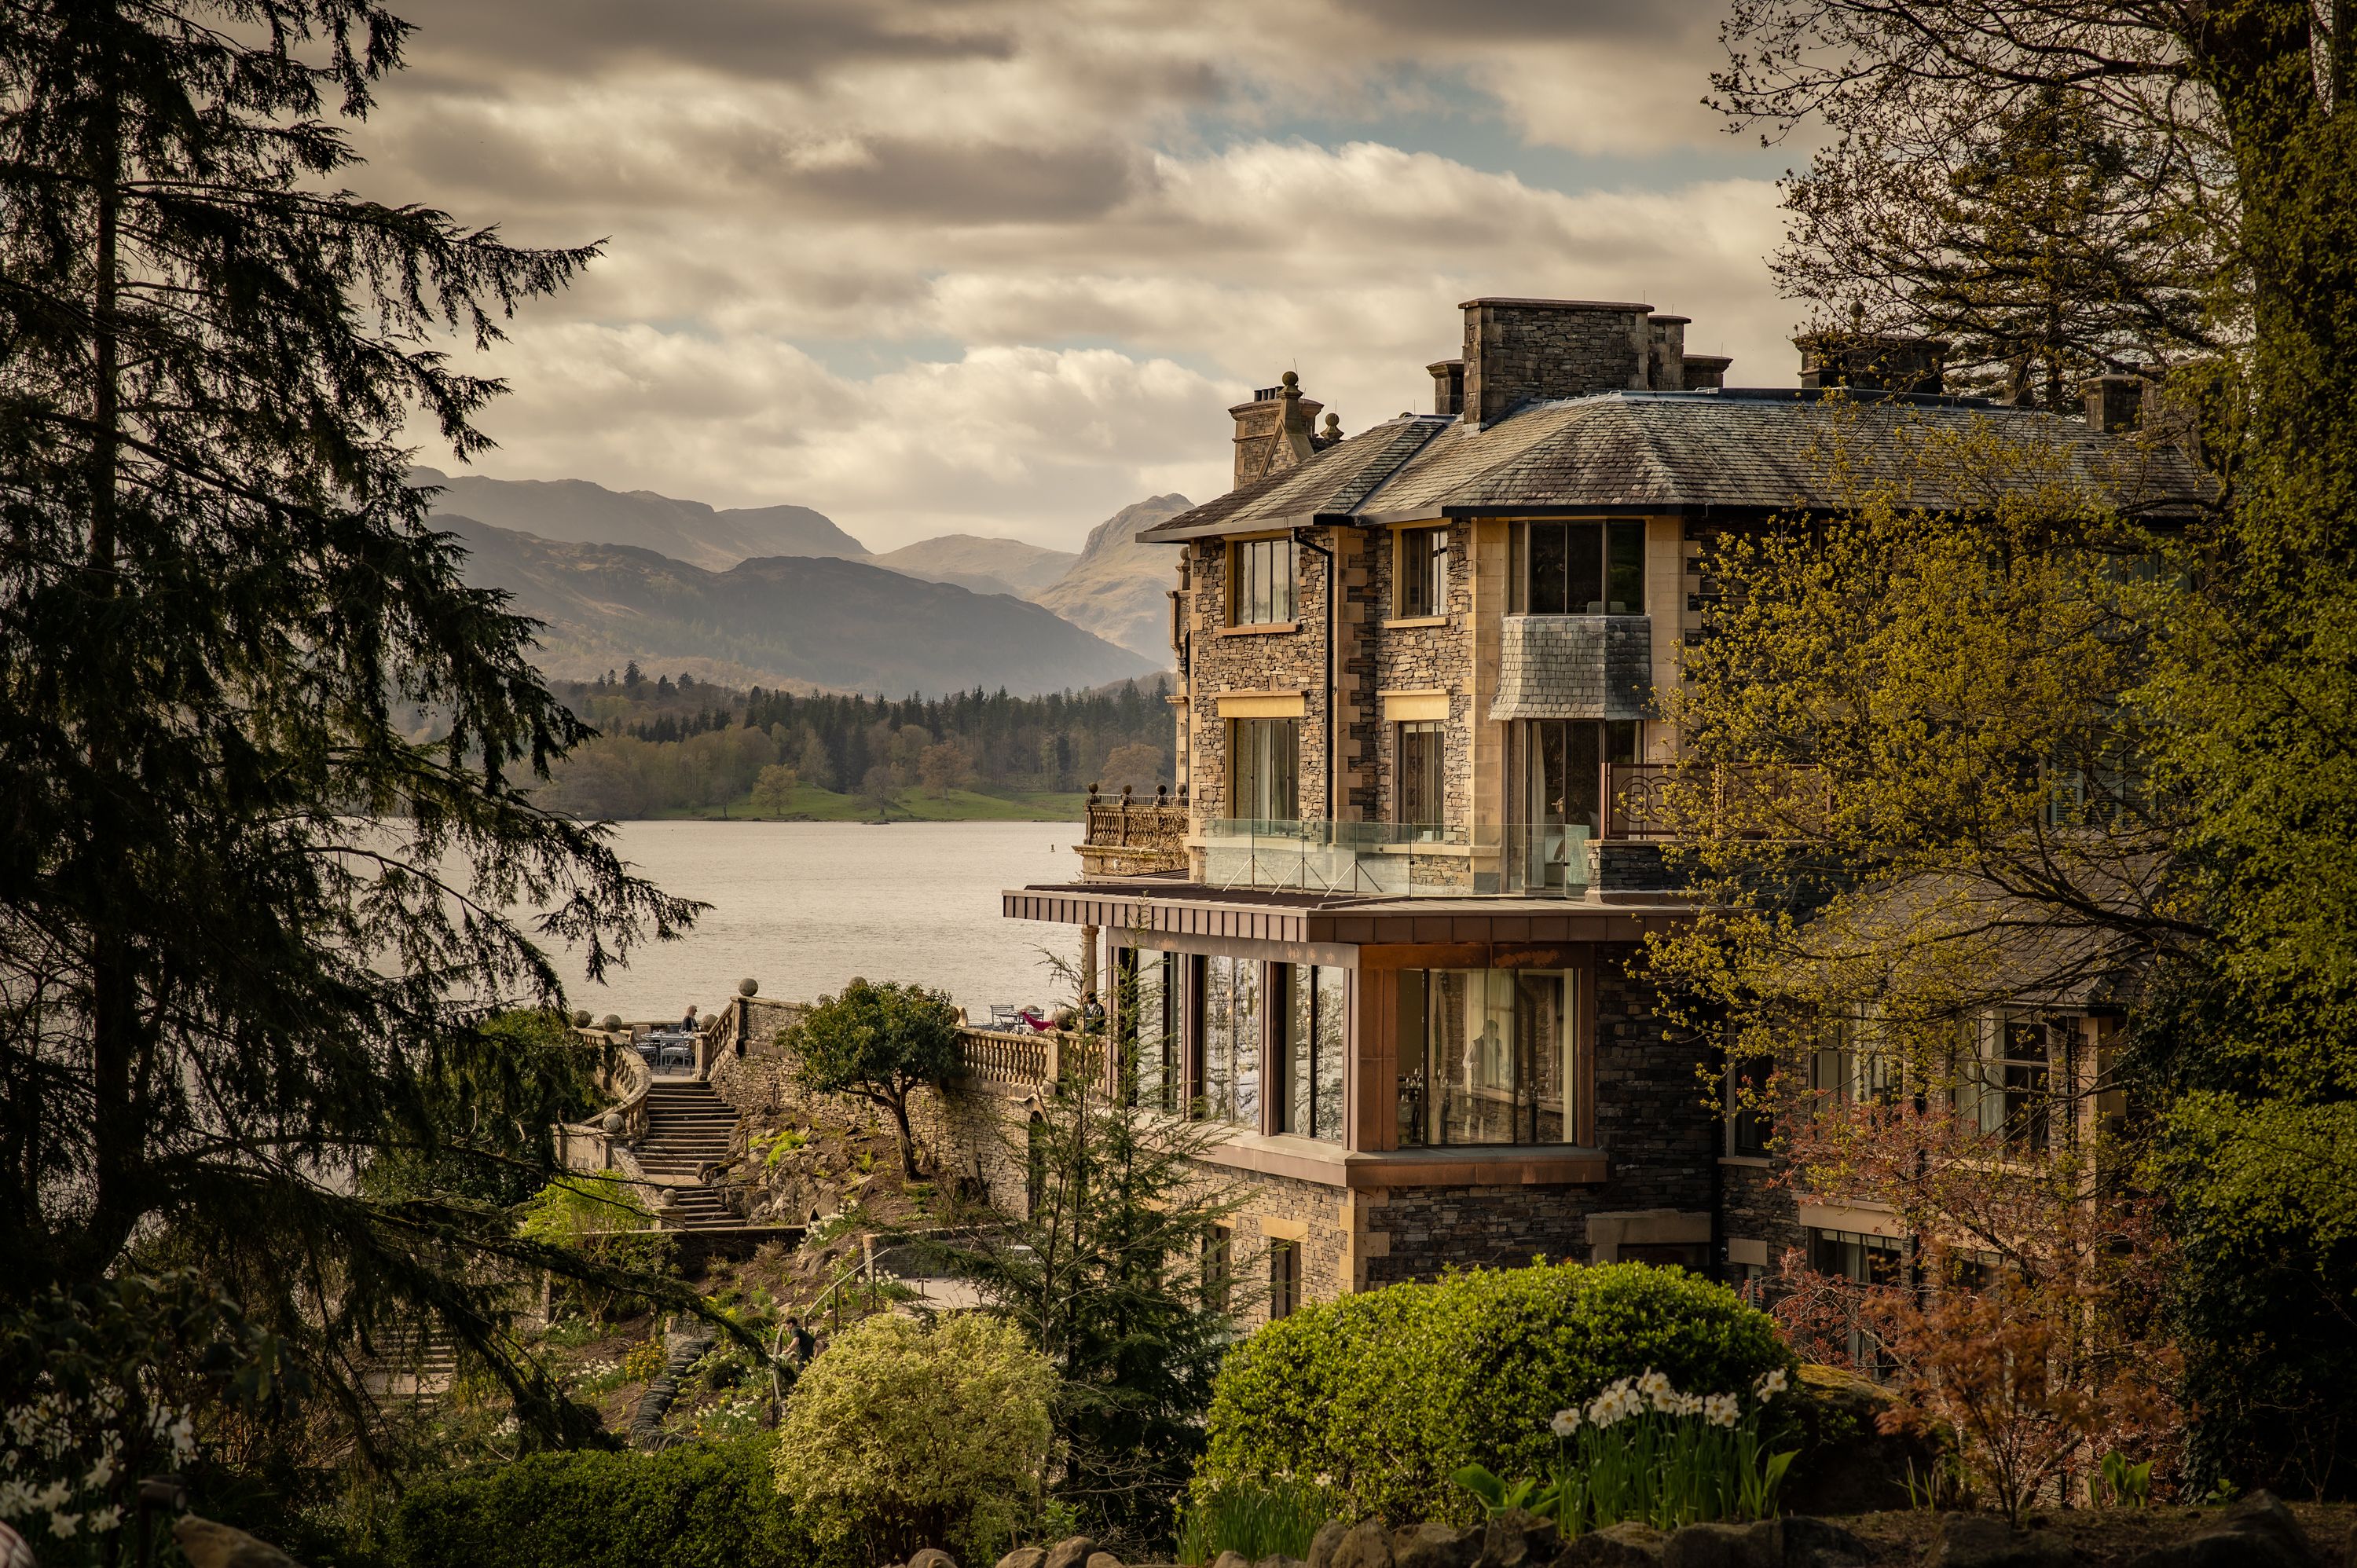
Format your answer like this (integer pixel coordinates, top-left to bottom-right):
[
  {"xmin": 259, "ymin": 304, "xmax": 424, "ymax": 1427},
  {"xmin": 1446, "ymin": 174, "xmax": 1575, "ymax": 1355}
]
[
  {"xmin": 1122, "ymin": 783, "xmax": 1133, "ymax": 800},
  {"xmin": 1087, "ymin": 782, "xmax": 1099, "ymax": 800}
]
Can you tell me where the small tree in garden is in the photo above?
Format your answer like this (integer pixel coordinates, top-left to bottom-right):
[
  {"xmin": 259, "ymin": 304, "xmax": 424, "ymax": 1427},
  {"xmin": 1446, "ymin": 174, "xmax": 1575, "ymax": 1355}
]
[
  {"xmin": 783, "ymin": 978, "xmax": 962, "ymax": 1178},
  {"xmin": 772, "ymin": 1312, "xmax": 1055, "ymax": 1563},
  {"xmin": 746, "ymin": 763, "xmax": 798, "ymax": 817}
]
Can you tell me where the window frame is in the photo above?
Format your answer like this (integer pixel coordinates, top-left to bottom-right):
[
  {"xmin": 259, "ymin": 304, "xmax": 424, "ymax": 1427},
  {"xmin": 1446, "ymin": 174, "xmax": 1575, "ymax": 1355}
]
[
  {"xmin": 1395, "ymin": 526, "xmax": 1449, "ymax": 619},
  {"xmin": 1396, "ymin": 719, "xmax": 1446, "ymax": 839},
  {"xmin": 1228, "ymin": 534, "xmax": 1299, "ymax": 626},
  {"xmin": 1229, "ymin": 716, "xmax": 1300, "ymax": 824},
  {"xmin": 1395, "ymin": 965, "xmax": 1581, "ymax": 1148},
  {"xmin": 1267, "ymin": 1238, "xmax": 1302, "ymax": 1319},
  {"xmin": 1512, "ymin": 518, "xmax": 1647, "ymax": 616}
]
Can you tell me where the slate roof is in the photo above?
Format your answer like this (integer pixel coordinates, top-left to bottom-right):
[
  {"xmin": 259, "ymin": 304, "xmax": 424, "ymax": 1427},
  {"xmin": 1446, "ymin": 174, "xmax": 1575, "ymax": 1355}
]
[{"xmin": 1137, "ymin": 389, "xmax": 2209, "ymax": 542}]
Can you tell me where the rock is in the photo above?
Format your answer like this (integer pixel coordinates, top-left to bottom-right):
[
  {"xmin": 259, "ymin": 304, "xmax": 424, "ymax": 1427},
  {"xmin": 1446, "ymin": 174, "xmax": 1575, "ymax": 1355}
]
[
  {"xmin": 1256, "ymin": 1557, "xmax": 1310, "ymax": 1568},
  {"xmin": 1552, "ymin": 1522, "xmax": 1664, "ymax": 1566},
  {"xmin": 1045, "ymin": 1538, "xmax": 1101, "ymax": 1568},
  {"xmin": 1310, "ymin": 1519, "xmax": 1351, "ymax": 1568},
  {"xmin": 1779, "ymin": 1365, "xmax": 1937, "ymax": 1517},
  {"xmin": 996, "ymin": 1550, "xmax": 1048, "ymax": 1568},
  {"xmin": 174, "ymin": 1517, "xmax": 308, "ymax": 1568},
  {"xmin": 1762, "ymin": 1517, "xmax": 1870, "ymax": 1566},
  {"xmin": 1929, "ymin": 1515, "xmax": 2073, "ymax": 1568},
  {"xmin": 1087, "ymin": 1554, "xmax": 1126, "ymax": 1568},
  {"xmin": 1213, "ymin": 1553, "xmax": 1252, "ymax": 1568},
  {"xmin": 1332, "ymin": 1519, "xmax": 1398, "ymax": 1568},
  {"xmin": 1481, "ymin": 1508, "xmax": 1563, "ymax": 1568},
  {"xmin": 2126, "ymin": 1492, "xmax": 2321, "ymax": 1568},
  {"xmin": 1392, "ymin": 1523, "xmax": 1480, "ymax": 1568},
  {"xmin": 911, "ymin": 1551, "xmax": 960, "ymax": 1568},
  {"xmin": 1659, "ymin": 1522, "xmax": 1763, "ymax": 1568}
]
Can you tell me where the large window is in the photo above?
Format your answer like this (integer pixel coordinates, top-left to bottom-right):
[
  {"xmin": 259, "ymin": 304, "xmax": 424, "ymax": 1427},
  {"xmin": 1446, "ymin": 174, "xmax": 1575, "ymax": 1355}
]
[
  {"xmin": 1398, "ymin": 721, "xmax": 1446, "ymax": 838},
  {"xmin": 1514, "ymin": 520, "xmax": 1645, "ymax": 615},
  {"xmin": 1116, "ymin": 947, "xmax": 1179, "ymax": 1113},
  {"xmin": 1956, "ymin": 1016, "xmax": 2058, "ymax": 1153},
  {"xmin": 1230, "ymin": 718, "xmax": 1299, "ymax": 822},
  {"xmin": 1278, "ymin": 963, "xmax": 1347, "ymax": 1142},
  {"xmin": 1515, "ymin": 719, "xmax": 1637, "ymax": 885},
  {"xmin": 1398, "ymin": 527, "xmax": 1447, "ymax": 617},
  {"xmin": 1231, "ymin": 536, "xmax": 1298, "ymax": 625},
  {"xmin": 1395, "ymin": 967, "xmax": 1577, "ymax": 1146},
  {"xmin": 1199, "ymin": 955, "xmax": 1261, "ymax": 1127}
]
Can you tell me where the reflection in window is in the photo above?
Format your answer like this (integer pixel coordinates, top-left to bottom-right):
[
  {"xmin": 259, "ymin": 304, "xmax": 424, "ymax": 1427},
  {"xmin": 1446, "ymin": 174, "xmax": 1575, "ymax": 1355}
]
[
  {"xmin": 1395, "ymin": 968, "xmax": 1576, "ymax": 1145},
  {"xmin": 1232, "ymin": 537, "xmax": 1298, "ymax": 625},
  {"xmin": 1116, "ymin": 947, "xmax": 1178, "ymax": 1113},
  {"xmin": 1200, "ymin": 955, "xmax": 1260, "ymax": 1127},
  {"xmin": 1279, "ymin": 963, "xmax": 1346, "ymax": 1143}
]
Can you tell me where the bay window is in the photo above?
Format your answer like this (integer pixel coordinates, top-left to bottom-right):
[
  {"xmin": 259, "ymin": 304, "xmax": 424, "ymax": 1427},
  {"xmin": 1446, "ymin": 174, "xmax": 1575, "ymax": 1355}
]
[{"xmin": 1511, "ymin": 519, "xmax": 1645, "ymax": 615}]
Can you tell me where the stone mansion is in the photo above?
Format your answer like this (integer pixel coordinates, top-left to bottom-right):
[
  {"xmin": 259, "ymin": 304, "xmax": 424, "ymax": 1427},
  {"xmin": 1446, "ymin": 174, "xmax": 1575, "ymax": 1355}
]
[{"xmin": 970, "ymin": 295, "xmax": 2198, "ymax": 1328}]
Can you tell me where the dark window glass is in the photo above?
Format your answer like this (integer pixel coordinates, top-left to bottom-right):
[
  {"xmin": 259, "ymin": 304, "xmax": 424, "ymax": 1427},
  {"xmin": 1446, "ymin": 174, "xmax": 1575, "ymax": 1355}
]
[
  {"xmin": 1203, "ymin": 1225, "xmax": 1233, "ymax": 1313},
  {"xmin": 2000, "ymin": 1019, "xmax": 2053, "ymax": 1152},
  {"xmin": 1269, "ymin": 1239, "xmax": 1302, "ymax": 1318},
  {"xmin": 1398, "ymin": 720, "xmax": 1445, "ymax": 837},
  {"xmin": 1529, "ymin": 522, "xmax": 1570, "ymax": 614},
  {"xmin": 1279, "ymin": 965, "xmax": 1346, "ymax": 1143},
  {"xmin": 1565, "ymin": 521, "xmax": 1604, "ymax": 613},
  {"xmin": 1525, "ymin": 720, "xmax": 1604, "ymax": 842},
  {"xmin": 1607, "ymin": 521, "xmax": 1645, "ymax": 613},
  {"xmin": 1730, "ymin": 1053, "xmax": 1774, "ymax": 1156},
  {"xmin": 1523, "ymin": 521, "xmax": 1645, "ymax": 615}
]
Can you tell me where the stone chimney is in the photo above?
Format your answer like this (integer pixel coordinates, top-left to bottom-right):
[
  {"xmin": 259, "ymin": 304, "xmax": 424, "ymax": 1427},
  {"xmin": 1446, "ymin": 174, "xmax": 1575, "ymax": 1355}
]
[
  {"xmin": 1460, "ymin": 297, "xmax": 1655, "ymax": 425},
  {"xmin": 1428, "ymin": 358, "xmax": 1465, "ymax": 417},
  {"xmin": 1646, "ymin": 315, "xmax": 1688, "ymax": 392},
  {"xmin": 2081, "ymin": 373, "xmax": 2146, "ymax": 434},
  {"xmin": 1683, "ymin": 354, "xmax": 1732, "ymax": 390},
  {"xmin": 1794, "ymin": 328, "xmax": 1948, "ymax": 394},
  {"xmin": 1228, "ymin": 370, "xmax": 1325, "ymax": 490}
]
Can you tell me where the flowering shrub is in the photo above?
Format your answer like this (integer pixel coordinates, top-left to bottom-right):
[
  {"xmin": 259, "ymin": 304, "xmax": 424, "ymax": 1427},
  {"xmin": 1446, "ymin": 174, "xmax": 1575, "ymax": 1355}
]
[
  {"xmin": 1455, "ymin": 1367, "xmax": 1798, "ymax": 1533},
  {"xmin": 1200, "ymin": 1262, "xmax": 1798, "ymax": 1524}
]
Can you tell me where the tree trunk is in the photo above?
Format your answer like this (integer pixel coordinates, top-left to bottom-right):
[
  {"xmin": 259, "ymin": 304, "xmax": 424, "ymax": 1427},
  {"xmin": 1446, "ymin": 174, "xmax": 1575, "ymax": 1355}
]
[{"xmin": 888, "ymin": 1094, "xmax": 921, "ymax": 1179}]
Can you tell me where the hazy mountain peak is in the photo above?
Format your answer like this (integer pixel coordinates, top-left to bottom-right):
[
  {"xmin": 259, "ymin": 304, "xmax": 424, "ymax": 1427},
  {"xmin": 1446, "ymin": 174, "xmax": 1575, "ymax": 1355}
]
[
  {"xmin": 1033, "ymin": 493, "xmax": 1192, "ymax": 660},
  {"xmin": 408, "ymin": 465, "xmax": 867, "ymax": 571}
]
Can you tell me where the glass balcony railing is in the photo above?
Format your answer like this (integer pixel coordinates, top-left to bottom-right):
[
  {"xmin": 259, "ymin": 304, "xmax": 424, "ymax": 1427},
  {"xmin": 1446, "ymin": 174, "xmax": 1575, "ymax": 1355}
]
[{"xmin": 1200, "ymin": 819, "xmax": 1592, "ymax": 898}]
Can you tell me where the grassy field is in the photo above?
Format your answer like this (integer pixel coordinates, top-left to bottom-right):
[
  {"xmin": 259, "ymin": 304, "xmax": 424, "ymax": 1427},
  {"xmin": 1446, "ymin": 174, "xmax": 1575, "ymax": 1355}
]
[{"xmin": 647, "ymin": 782, "xmax": 1085, "ymax": 822}]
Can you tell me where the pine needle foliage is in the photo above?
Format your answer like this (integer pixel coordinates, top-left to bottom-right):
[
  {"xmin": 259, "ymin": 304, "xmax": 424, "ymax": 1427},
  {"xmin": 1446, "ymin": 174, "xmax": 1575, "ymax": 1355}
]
[
  {"xmin": 0, "ymin": 0, "xmax": 700, "ymax": 1456},
  {"xmin": 933, "ymin": 944, "xmax": 1245, "ymax": 1552}
]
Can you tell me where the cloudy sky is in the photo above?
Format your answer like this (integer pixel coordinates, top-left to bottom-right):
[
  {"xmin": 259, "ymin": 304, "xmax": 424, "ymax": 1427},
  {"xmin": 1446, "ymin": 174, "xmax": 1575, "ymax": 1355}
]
[{"xmin": 361, "ymin": 0, "xmax": 1807, "ymax": 553}]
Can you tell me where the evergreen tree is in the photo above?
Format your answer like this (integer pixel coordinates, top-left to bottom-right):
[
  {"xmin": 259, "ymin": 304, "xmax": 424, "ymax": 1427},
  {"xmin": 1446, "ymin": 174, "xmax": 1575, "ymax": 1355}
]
[
  {"xmin": 935, "ymin": 951, "xmax": 1243, "ymax": 1552},
  {"xmin": 1776, "ymin": 83, "xmax": 2216, "ymax": 407},
  {"xmin": 0, "ymin": 0, "xmax": 698, "ymax": 1447}
]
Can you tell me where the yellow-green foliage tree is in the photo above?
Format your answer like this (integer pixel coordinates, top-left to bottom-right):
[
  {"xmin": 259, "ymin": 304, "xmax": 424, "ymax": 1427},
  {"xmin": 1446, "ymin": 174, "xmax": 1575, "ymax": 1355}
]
[{"xmin": 773, "ymin": 1313, "xmax": 1055, "ymax": 1562}]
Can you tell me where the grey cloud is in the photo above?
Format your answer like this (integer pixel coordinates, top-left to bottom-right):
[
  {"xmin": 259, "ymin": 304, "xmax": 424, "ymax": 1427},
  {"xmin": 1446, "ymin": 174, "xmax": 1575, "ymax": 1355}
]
[
  {"xmin": 755, "ymin": 137, "xmax": 1155, "ymax": 225},
  {"xmin": 393, "ymin": 0, "xmax": 1014, "ymax": 86}
]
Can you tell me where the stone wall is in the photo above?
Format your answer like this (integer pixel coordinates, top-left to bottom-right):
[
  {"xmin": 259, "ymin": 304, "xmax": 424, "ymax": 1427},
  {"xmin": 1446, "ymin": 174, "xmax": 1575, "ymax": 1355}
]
[
  {"xmin": 1366, "ymin": 522, "xmax": 1475, "ymax": 834},
  {"xmin": 1590, "ymin": 946, "xmax": 1718, "ymax": 1214},
  {"xmin": 1186, "ymin": 534, "xmax": 1336, "ymax": 822}
]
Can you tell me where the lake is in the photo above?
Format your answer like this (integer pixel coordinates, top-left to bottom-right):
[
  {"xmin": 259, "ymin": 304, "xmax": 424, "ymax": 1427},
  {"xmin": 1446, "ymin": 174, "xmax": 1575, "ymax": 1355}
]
[{"xmin": 552, "ymin": 819, "xmax": 1086, "ymax": 1021}]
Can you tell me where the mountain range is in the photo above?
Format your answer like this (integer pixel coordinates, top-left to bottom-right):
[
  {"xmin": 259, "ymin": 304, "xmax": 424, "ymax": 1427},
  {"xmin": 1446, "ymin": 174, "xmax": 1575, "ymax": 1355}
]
[
  {"xmin": 413, "ymin": 467, "xmax": 1190, "ymax": 687},
  {"xmin": 445, "ymin": 517, "xmax": 1157, "ymax": 697}
]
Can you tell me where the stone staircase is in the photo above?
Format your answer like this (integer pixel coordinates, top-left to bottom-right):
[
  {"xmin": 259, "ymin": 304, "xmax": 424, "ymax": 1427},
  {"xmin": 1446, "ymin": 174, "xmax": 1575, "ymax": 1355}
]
[{"xmin": 635, "ymin": 1081, "xmax": 742, "ymax": 1232}]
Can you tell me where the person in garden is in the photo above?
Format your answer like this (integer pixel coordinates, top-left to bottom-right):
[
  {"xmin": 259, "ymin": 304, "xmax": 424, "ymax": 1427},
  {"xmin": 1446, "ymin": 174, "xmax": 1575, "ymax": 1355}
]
[{"xmin": 680, "ymin": 1002, "xmax": 699, "ymax": 1031}]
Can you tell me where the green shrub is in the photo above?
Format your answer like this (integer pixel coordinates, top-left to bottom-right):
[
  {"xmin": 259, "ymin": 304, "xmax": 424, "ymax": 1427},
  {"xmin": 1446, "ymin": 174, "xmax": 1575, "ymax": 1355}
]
[
  {"xmin": 387, "ymin": 1439, "xmax": 819, "ymax": 1568},
  {"xmin": 1199, "ymin": 1262, "xmax": 1799, "ymax": 1525},
  {"xmin": 773, "ymin": 1311, "xmax": 1056, "ymax": 1564}
]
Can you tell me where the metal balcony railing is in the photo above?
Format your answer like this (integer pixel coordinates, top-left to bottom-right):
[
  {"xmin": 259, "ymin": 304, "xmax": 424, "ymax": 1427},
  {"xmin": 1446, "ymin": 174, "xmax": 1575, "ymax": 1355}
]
[{"xmin": 1200, "ymin": 819, "xmax": 1593, "ymax": 898}]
